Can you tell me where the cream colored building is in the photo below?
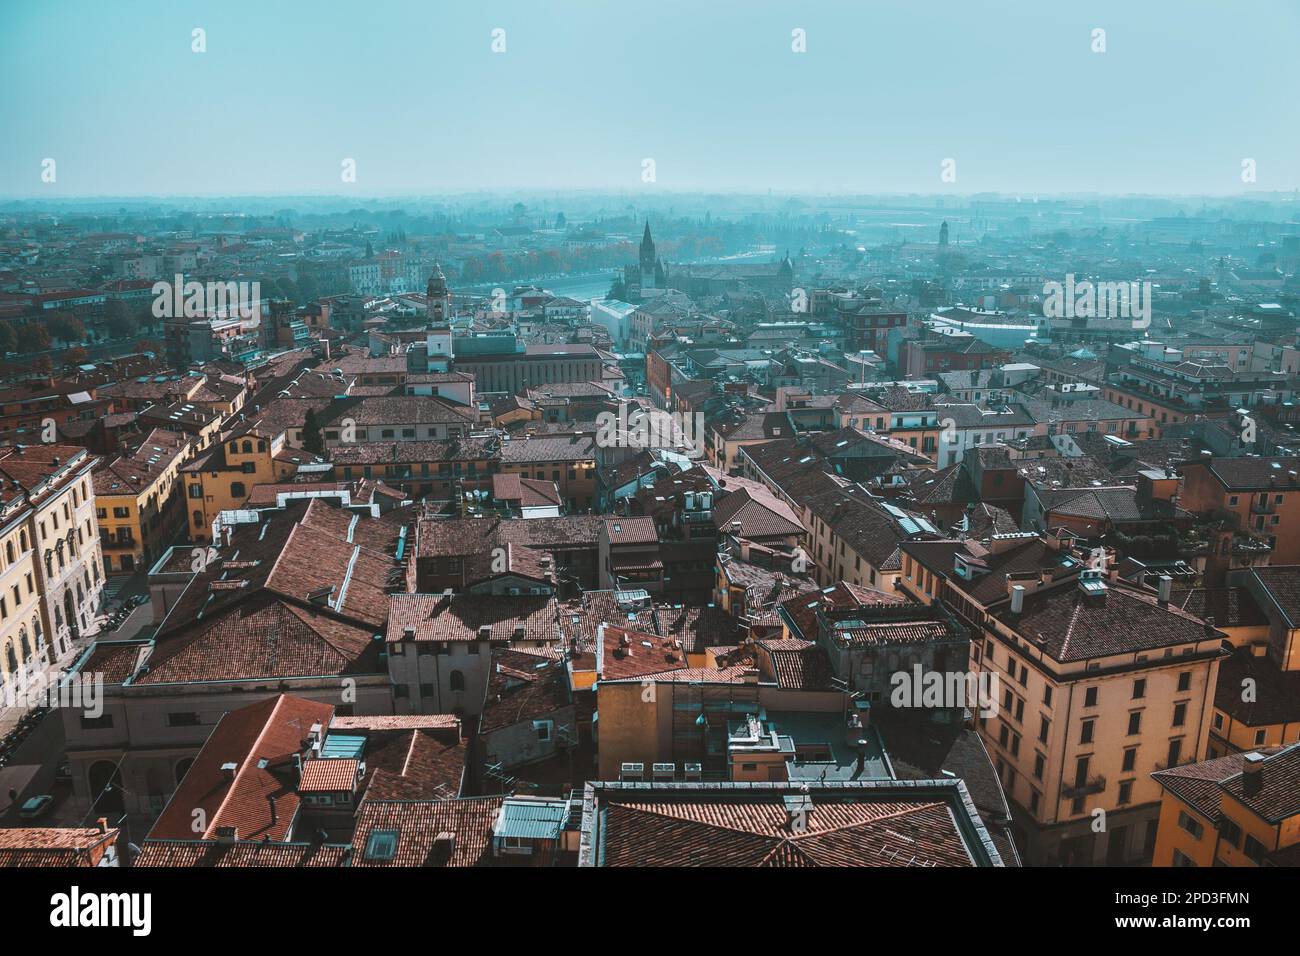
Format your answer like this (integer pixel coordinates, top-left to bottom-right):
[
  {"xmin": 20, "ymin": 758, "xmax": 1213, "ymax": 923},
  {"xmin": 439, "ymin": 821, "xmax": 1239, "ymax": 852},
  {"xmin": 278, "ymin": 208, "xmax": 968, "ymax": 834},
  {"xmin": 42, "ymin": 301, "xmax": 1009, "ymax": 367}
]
[
  {"xmin": 900, "ymin": 536, "xmax": 1225, "ymax": 865},
  {"xmin": 0, "ymin": 445, "xmax": 106, "ymax": 703}
]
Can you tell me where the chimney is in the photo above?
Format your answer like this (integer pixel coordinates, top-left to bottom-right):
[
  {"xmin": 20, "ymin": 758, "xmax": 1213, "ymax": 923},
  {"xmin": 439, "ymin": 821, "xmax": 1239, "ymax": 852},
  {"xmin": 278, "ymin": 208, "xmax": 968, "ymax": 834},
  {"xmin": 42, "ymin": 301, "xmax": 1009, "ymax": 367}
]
[
  {"xmin": 1242, "ymin": 752, "xmax": 1266, "ymax": 797},
  {"xmin": 844, "ymin": 711, "xmax": 863, "ymax": 744},
  {"xmin": 1010, "ymin": 585, "xmax": 1025, "ymax": 615},
  {"xmin": 96, "ymin": 817, "xmax": 109, "ymax": 834},
  {"xmin": 214, "ymin": 826, "xmax": 239, "ymax": 843},
  {"xmin": 855, "ymin": 739, "xmax": 868, "ymax": 774},
  {"xmin": 784, "ymin": 791, "xmax": 813, "ymax": 832},
  {"xmin": 220, "ymin": 761, "xmax": 238, "ymax": 779},
  {"xmin": 433, "ymin": 831, "xmax": 456, "ymax": 861},
  {"xmin": 1157, "ymin": 574, "xmax": 1172, "ymax": 604}
]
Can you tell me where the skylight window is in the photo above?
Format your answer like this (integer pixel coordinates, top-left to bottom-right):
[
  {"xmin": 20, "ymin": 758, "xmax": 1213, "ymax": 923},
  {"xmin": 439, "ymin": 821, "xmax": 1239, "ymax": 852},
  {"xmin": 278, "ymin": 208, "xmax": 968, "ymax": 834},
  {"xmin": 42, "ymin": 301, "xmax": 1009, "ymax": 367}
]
[{"xmin": 364, "ymin": 829, "xmax": 399, "ymax": 861}]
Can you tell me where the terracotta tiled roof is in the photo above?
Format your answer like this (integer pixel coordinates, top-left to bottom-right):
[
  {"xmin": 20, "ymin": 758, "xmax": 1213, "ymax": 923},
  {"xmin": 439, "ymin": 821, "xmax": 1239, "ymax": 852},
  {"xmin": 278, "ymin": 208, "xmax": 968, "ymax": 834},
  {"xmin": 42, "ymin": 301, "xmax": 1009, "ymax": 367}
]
[
  {"xmin": 1152, "ymin": 747, "xmax": 1288, "ymax": 823},
  {"xmin": 779, "ymin": 581, "xmax": 908, "ymax": 642},
  {"xmin": 354, "ymin": 723, "xmax": 467, "ymax": 801},
  {"xmin": 1214, "ymin": 647, "xmax": 1300, "ymax": 726},
  {"xmin": 581, "ymin": 781, "xmax": 1002, "ymax": 866},
  {"xmin": 500, "ymin": 435, "xmax": 596, "ymax": 464},
  {"xmin": 603, "ymin": 516, "xmax": 657, "ymax": 545},
  {"xmin": 320, "ymin": 394, "xmax": 477, "ymax": 428},
  {"xmin": 387, "ymin": 592, "xmax": 557, "ymax": 644},
  {"xmin": 139, "ymin": 599, "xmax": 380, "ymax": 684},
  {"xmin": 993, "ymin": 578, "xmax": 1225, "ymax": 663},
  {"xmin": 757, "ymin": 638, "xmax": 833, "ymax": 690},
  {"xmin": 297, "ymin": 758, "xmax": 360, "ymax": 793},
  {"xmin": 804, "ymin": 489, "xmax": 933, "ymax": 571},
  {"xmin": 1247, "ymin": 566, "xmax": 1300, "ymax": 626},
  {"xmin": 598, "ymin": 624, "xmax": 689, "ymax": 681},
  {"xmin": 655, "ymin": 604, "xmax": 741, "ymax": 654},
  {"xmin": 134, "ymin": 840, "xmax": 349, "ymax": 867},
  {"xmin": 1173, "ymin": 587, "xmax": 1267, "ymax": 630},
  {"xmin": 0, "ymin": 828, "xmax": 119, "ymax": 867},
  {"xmin": 93, "ymin": 428, "xmax": 190, "ymax": 496},
  {"xmin": 713, "ymin": 487, "xmax": 804, "ymax": 539},
  {"xmin": 824, "ymin": 613, "xmax": 958, "ymax": 648},
  {"xmin": 351, "ymin": 796, "xmax": 504, "ymax": 867},
  {"xmin": 148, "ymin": 694, "xmax": 334, "ymax": 843},
  {"xmin": 1200, "ymin": 457, "xmax": 1300, "ymax": 491},
  {"xmin": 1216, "ymin": 743, "xmax": 1300, "ymax": 822},
  {"xmin": 902, "ymin": 536, "xmax": 1077, "ymax": 608},
  {"xmin": 481, "ymin": 648, "xmax": 572, "ymax": 735},
  {"xmin": 492, "ymin": 472, "xmax": 562, "ymax": 508},
  {"xmin": 79, "ymin": 640, "xmax": 146, "ymax": 684},
  {"xmin": 330, "ymin": 715, "xmax": 460, "ymax": 731},
  {"xmin": 153, "ymin": 498, "xmax": 407, "ymax": 674}
]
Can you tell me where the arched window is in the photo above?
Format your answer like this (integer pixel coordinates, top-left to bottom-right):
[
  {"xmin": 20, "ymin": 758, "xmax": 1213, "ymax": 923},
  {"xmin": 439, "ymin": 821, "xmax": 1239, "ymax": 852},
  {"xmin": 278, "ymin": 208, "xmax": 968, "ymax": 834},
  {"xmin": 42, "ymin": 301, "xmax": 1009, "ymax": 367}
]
[
  {"xmin": 20, "ymin": 530, "xmax": 27, "ymax": 551},
  {"xmin": 5, "ymin": 541, "xmax": 13, "ymax": 564},
  {"xmin": 87, "ymin": 761, "xmax": 124, "ymax": 815},
  {"xmin": 242, "ymin": 440, "xmax": 253, "ymax": 454},
  {"xmin": 18, "ymin": 627, "xmax": 30, "ymax": 662},
  {"xmin": 4, "ymin": 641, "xmax": 16, "ymax": 675},
  {"xmin": 230, "ymin": 482, "xmax": 246, "ymax": 499},
  {"xmin": 449, "ymin": 670, "xmax": 465, "ymax": 692},
  {"xmin": 229, "ymin": 442, "xmax": 238, "ymax": 453}
]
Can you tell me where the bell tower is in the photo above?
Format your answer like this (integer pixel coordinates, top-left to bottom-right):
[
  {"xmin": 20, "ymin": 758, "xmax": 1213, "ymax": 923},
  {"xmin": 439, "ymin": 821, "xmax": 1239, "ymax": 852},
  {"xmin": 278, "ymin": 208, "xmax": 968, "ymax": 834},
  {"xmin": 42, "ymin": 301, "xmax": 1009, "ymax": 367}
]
[
  {"xmin": 426, "ymin": 262, "xmax": 453, "ymax": 371},
  {"xmin": 426, "ymin": 262, "xmax": 451, "ymax": 327}
]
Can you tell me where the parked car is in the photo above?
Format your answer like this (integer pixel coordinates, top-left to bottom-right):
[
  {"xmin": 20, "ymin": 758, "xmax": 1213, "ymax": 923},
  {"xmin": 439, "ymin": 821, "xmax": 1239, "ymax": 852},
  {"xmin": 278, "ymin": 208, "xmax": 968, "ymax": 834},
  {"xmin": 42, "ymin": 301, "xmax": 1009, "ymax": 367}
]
[{"xmin": 19, "ymin": 794, "xmax": 54, "ymax": 819}]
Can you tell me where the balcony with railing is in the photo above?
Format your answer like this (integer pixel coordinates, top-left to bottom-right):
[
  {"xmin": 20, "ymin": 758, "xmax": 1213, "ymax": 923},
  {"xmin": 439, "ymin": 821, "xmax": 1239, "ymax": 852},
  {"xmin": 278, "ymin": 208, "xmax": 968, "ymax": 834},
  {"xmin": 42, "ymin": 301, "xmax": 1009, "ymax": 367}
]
[{"xmin": 1061, "ymin": 775, "xmax": 1106, "ymax": 799}]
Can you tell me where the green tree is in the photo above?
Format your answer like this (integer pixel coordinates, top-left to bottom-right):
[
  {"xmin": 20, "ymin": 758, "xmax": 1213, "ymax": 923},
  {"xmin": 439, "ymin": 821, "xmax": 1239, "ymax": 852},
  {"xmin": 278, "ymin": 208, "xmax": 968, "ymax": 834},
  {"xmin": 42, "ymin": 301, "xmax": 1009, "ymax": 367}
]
[
  {"xmin": 105, "ymin": 299, "xmax": 139, "ymax": 339},
  {"xmin": 296, "ymin": 273, "xmax": 319, "ymax": 303},
  {"xmin": 302, "ymin": 406, "xmax": 325, "ymax": 455},
  {"xmin": 23, "ymin": 323, "xmax": 51, "ymax": 352},
  {"xmin": 46, "ymin": 312, "xmax": 85, "ymax": 344}
]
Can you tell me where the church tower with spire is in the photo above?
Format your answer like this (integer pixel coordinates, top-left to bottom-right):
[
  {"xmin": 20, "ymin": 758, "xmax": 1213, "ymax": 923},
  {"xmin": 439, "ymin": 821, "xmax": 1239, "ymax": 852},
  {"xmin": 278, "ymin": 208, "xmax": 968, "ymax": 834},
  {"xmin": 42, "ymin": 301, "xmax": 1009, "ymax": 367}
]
[{"xmin": 640, "ymin": 221, "xmax": 658, "ymax": 289}]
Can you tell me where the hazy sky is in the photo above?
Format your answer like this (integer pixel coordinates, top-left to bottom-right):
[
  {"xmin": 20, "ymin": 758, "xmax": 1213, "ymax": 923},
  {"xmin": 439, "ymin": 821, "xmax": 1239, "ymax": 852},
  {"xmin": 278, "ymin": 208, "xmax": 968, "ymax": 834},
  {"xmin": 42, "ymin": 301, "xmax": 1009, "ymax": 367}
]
[{"xmin": 3, "ymin": 0, "xmax": 1299, "ymax": 197}]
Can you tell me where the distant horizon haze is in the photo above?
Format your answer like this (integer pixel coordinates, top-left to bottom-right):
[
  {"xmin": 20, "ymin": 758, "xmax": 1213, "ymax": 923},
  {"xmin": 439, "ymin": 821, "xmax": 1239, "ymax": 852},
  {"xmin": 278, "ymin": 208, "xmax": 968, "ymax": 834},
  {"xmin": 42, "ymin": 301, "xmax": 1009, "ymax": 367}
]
[{"xmin": 3, "ymin": 0, "xmax": 1299, "ymax": 197}]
